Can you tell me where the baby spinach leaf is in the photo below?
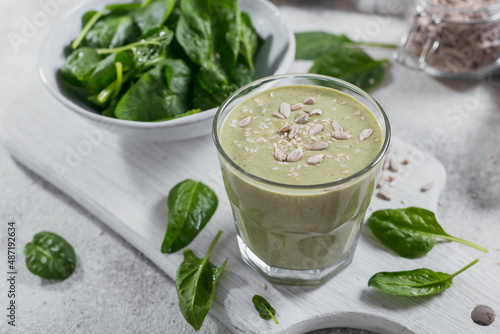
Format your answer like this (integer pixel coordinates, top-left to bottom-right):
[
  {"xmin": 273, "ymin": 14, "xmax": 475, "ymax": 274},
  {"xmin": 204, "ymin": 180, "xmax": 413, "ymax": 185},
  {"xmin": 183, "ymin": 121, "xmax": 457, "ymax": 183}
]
[
  {"xmin": 175, "ymin": 0, "xmax": 214, "ymax": 66},
  {"xmin": 176, "ymin": 0, "xmax": 241, "ymax": 72},
  {"xmin": 295, "ymin": 32, "xmax": 352, "ymax": 60},
  {"xmin": 82, "ymin": 10, "xmax": 99, "ymax": 27},
  {"xmin": 115, "ymin": 58, "xmax": 192, "ymax": 121},
  {"xmin": 252, "ymin": 295, "xmax": 279, "ymax": 324},
  {"xmin": 96, "ymin": 27, "xmax": 174, "ymax": 68},
  {"xmin": 239, "ymin": 12, "xmax": 258, "ymax": 72},
  {"xmin": 85, "ymin": 51, "xmax": 135, "ymax": 92},
  {"xmin": 83, "ymin": 15, "xmax": 138, "ymax": 49},
  {"xmin": 209, "ymin": 0, "xmax": 241, "ymax": 74},
  {"xmin": 162, "ymin": 179, "xmax": 218, "ymax": 253},
  {"xmin": 59, "ymin": 47, "xmax": 101, "ymax": 88},
  {"xmin": 72, "ymin": 10, "xmax": 107, "ymax": 49},
  {"xmin": 309, "ymin": 47, "xmax": 389, "ymax": 92},
  {"xmin": 132, "ymin": 0, "xmax": 175, "ymax": 35},
  {"xmin": 104, "ymin": 3, "xmax": 142, "ymax": 13},
  {"xmin": 24, "ymin": 231, "xmax": 77, "ymax": 280},
  {"xmin": 295, "ymin": 31, "xmax": 397, "ymax": 60},
  {"xmin": 367, "ymin": 207, "xmax": 488, "ymax": 258},
  {"xmin": 368, "ymin": 259, "xmax": 478, "ymax": 297},
  {"xmin": 176, "ymin": 230, "xmax": 227, "ymax": 331}
]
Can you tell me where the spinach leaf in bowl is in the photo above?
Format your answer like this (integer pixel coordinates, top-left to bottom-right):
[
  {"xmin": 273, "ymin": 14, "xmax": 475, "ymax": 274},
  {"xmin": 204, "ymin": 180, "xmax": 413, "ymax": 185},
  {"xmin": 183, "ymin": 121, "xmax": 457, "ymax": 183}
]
[{"xmin": 115, "ymin": 58, "xmax": 192, "ymax": 121}]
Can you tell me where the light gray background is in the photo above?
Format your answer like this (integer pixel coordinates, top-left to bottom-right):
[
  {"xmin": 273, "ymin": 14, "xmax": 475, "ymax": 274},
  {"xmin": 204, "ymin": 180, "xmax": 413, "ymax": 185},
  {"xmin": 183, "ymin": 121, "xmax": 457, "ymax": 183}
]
[{"xmin": 1, "ymin": 0, "xmax": 499, "ymax": 333}]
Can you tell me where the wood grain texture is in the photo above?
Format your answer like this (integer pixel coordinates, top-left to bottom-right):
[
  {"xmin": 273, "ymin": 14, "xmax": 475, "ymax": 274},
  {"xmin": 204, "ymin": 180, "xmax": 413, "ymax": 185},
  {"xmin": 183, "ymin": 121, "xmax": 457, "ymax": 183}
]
[{"xmin": 2, "ymin": 80, "xmax": 498, "ymax": 334}]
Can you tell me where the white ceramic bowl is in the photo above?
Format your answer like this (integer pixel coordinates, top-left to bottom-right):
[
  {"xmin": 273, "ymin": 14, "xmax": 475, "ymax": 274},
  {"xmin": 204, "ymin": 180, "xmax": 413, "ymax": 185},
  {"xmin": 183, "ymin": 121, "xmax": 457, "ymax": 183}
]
[{"xmin": 39, "ymin": 0, "xmax": 295, "ymax": 141}]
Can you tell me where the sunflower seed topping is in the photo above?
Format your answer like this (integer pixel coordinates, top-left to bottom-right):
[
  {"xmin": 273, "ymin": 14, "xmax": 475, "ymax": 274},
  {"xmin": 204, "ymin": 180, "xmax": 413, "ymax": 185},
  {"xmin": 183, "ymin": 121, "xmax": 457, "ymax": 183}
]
[
  {"xmin": 238, "ymin": 116, "xmax": 251, "ymax": 128},
  {"xmin": 303, "ymin": 97, "xmax": 316, "ymax": 105},
  {"xmin": 278, "ymin": 124, "xmax": 292, "ymax": 133},
  {"xmin": 288, "ymin": 124, "xmax": 299, "ymax": 138},
  {"xmin": 307, "ymin": 154, "xmax": 325, "ymax": 165},
  {"xmin": 309, "ymin": 123, "xmax": 323, "ymax": 135},
  {"xmin": 332, "ymin": 131, "xmax": 351, "ymax": 140},
  {"xmin": 310, "ymin": 109, "xmax": 322, "ymax": 116},
  {"xmin": 295, "ymin": 113, "xmax": 309, "ymax": 124},
  {"xmin": 287, "ymin": 148, "xmax": 303, "ymax": 162},
  {"xmin": 308, "ymin": 141, "xmax": 330, "ymax": 151},
  {"xmin": 280, "ymin": 102, "xmax": 291, "ymax": 118},
  {"xmin": 331, "ymin": 120, "xmax": 343, "ymax": 132},
  {"xmin": 273, "ymin": 112, "xmax": 286, "ymax": 120},
  {"xmin": 359, "ymin": 128, "xmax": 373, "ymax": 141},
  {"xmin": 274, "ymin": 148, "xmax": 287, "ymax": 162},
  {"xmin": 291, "ymin": 103, "xmax": 304, "ymax": 111}
]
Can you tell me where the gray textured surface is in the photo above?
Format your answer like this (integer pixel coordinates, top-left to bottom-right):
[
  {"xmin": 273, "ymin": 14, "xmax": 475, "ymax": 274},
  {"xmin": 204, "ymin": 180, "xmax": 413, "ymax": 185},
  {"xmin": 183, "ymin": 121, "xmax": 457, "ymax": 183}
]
[{"xmin": 1, "ymin": 0, "xmax": 499, "ymax": 333}]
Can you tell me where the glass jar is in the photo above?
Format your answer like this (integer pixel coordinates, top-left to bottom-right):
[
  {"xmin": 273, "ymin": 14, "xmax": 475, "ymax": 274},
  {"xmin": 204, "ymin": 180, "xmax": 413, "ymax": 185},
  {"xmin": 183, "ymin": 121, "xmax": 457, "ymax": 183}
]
[{"xmin": 396, "ymin": 0, "xmax": 500, "ymax": 78}]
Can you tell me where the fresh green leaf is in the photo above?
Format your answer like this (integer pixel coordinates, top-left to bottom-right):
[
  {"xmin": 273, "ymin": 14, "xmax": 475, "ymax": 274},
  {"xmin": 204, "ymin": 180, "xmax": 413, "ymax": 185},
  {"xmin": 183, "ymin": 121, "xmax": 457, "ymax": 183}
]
[
  {"xmin": 295, "ymin": 32, "xmax": 352, "ymax": 60},
  {"xmin": 162, "ymin": 179, "xmax": 218, "ymax": 253},
  {"xmin": 85, "ymin": 51, "xmax": 135, "ymax": 92},
  {"xmin": 83, "ymin": 15, "xmax": 139, "ymax": 49},
  {"xmin": 252, "ymin": 295, "xmax": 278, "ymax": 324},
  {"xmin": 72, "ymin": 9, "xmax": 107, "ymax": 49},
  {"xmin": 175, "ymin": 0, "xmax": 213, "ymax": 66},
  {"xmin": 295, "ymin": 31, "xmax": 397, "ymax": 60},
  {"xmin": 115, "ymin": 58, "xmax": 192, "ymax": 121},
  {"xmin": 176, "ymin": 0, "xmax": 241, "ymax": 72},
  {"xmin": 367, "ymin": 207, "xmax": 488, "ymax": 258},
  {"xmin": 209, "ymin": 0, "xmax": 241, "ymax": 73},
  {"xmin": 93, "ymin": 69, "xmax": 135, "ymax": 106},
  {"xmin": 239, "ymin": 12, "xmax": 258, "ymax": 72},
  {"xmin": 176, "ymin": 230, "xmax": 227, "ymax": 331},
  {"xmin": 368, "ymin": 259, "xmax": 479, "ymax": 297},
  {"xmin": 104, "ymin": 3, "xmax": 142, "ymax": 13},
  {"xmin": 82, "ymin": 10, "xmax": 99, "ymax": 27},
  {"xmin": 309, "ymin": 46, "xmax": 389, "ymax": 91},
  {"xmin": 131, "ymin": 0, "xmax": 176, "ymax": 35},
  {"xmin": 96, "ymin": 27, "xmax": 174, "ymax": 67},
  {"xmin": 59, "ymin": 47, "xmax": 101, "ymax": 88},
  {"xmin": 24, "ymin": 231, "xmax": 77, "ymax": 280}
]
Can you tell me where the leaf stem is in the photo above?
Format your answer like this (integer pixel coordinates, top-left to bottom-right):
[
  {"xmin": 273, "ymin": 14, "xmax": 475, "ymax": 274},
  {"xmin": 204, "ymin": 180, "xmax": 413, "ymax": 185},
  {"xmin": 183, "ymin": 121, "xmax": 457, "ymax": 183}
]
[
  {"xmin": 144, "ymin": 56, "xmax": 166, "ymax": 68},
  {"xmin": 345, "ymin": 41, "xmax": 398, "ymax": 49},
  {"xmin": 112, "ymin": 62, "xmax": 123, "ymax": 100},
  {"xmin": 71, "ymin": 9, "xmax": 106, "ymax": 50},
  {"xmin": 141, "ymin": 0, "xmax": 153, "ymax": 7},
  {"xmin": 97, "ymin": 70, "xmax": 133, "ymax": 104},
  {"xmin": 450, "ymin": 259, "xmax": 479, "ymax": 279},
  {"xmin": 439, "ymin": 235, "xmax": 488, "ymax": 253},
  {"xmin": 204, "ymin": 230, "xmax": 223, "ymax": 261},
  {"xmin": 96, "ymin": 41, "xmax": 161, "ymax": 54},
  {"xmin": 269, "ymin": 312, "xmax": 279, "ymax": 324}
]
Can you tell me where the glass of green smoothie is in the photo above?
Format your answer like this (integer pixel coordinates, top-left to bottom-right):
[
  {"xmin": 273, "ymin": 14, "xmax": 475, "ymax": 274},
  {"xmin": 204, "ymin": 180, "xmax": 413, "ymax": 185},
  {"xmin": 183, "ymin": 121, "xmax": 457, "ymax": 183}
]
[{"xmin": 213, "ymin": 74, "xmax": 390, "ymax": 285}]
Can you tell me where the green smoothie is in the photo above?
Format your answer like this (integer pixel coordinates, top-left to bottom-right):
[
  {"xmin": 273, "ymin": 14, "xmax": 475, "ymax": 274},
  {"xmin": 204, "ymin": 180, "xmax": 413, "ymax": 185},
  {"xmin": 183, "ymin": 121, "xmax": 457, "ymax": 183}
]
[
  {"xmin": 220, "ymin": 86, "xmax": 383, "ymax": 185},
  {"xmin": 215, "ymin": 82, "xmax": 388, "ymax": 283}
]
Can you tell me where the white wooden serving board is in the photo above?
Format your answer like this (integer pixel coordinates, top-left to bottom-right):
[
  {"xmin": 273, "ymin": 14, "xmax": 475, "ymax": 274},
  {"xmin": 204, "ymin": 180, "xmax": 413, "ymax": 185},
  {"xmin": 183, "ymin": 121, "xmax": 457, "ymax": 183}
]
[{"xmin": 2, "ymin": 83, "xmax": 499, "ymax": 334}]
